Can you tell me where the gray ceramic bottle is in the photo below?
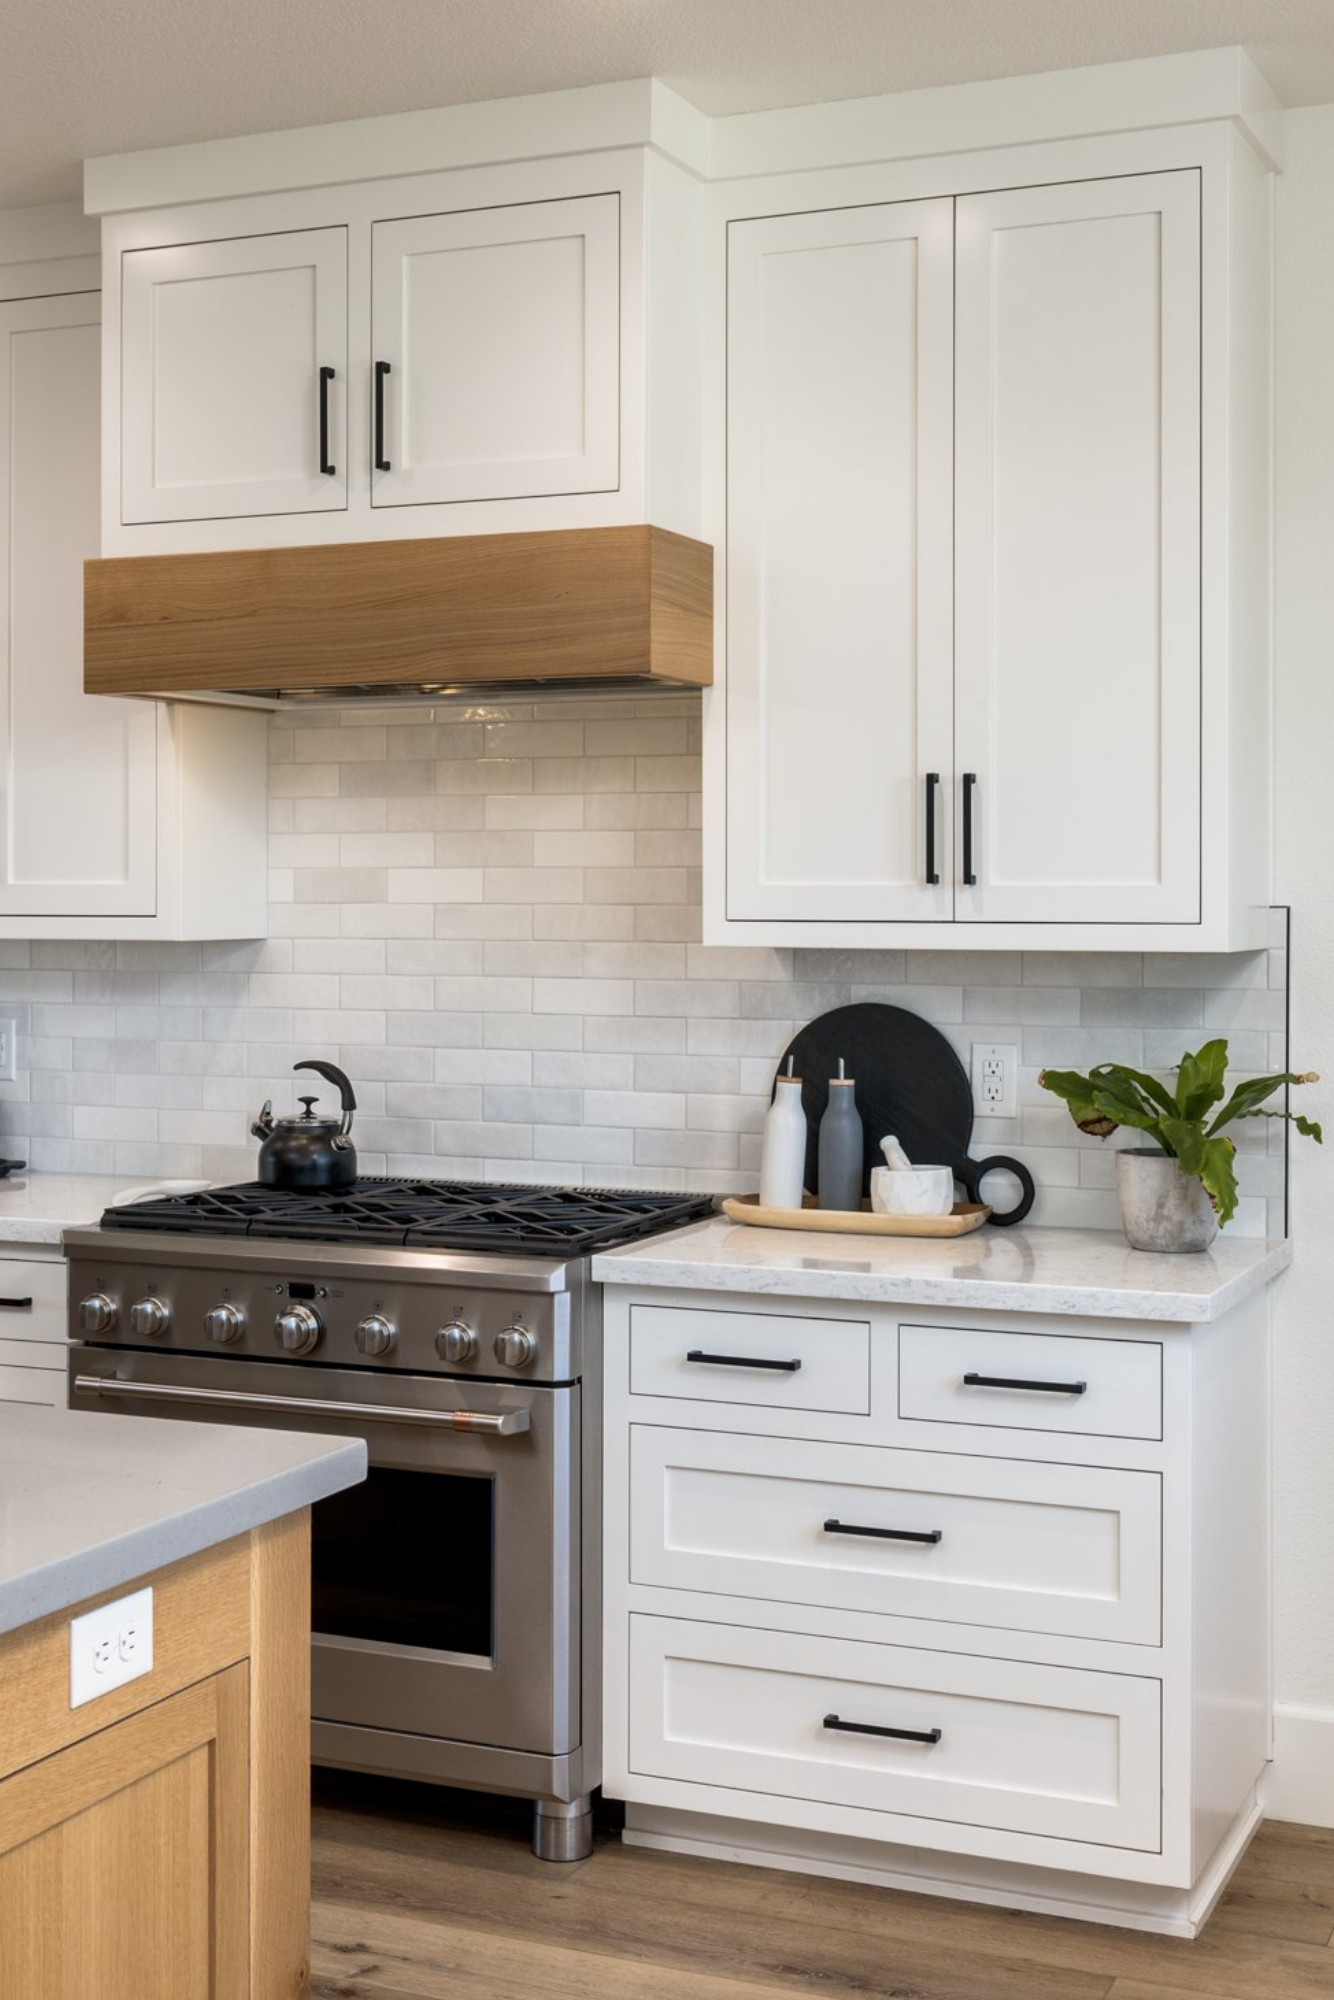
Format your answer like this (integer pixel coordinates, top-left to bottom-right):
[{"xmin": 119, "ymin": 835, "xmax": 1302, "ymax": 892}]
[{"xmin": 817, "ymin": 1058, "xmax": 864, "ymax": 1211}]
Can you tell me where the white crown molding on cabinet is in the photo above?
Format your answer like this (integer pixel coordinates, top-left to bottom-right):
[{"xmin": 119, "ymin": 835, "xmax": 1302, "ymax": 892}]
[
  {"xmin": 0, "ymin": 201, "xmax": 98, "ymax": 303},
  {"xmin": 81, "ymin": 46, "xmax": 1281, "ymax": 219}
]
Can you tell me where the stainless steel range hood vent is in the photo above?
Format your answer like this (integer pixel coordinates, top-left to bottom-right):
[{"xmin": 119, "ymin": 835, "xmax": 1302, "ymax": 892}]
[{"xmin": 85, "ymin": 525, "xmax": 712, "ymax": 706}]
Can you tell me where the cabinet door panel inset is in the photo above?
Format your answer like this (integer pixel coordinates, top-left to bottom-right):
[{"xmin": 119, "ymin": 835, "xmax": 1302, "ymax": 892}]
[
  {"xmin": 0, "ymin": 1666, "xmax": 248, "ymax": 2000},
  {"xmin": 0, "ymin": 294, "xmax": 157, "ymax": 916},
  {"xmin": 372, "ymin": 194, "xmax": 619, "ymax": 507},
  {"xmin": 954, "ymin": 172, "xmax": 1201, "ymax": 923},
  {"xmin": 725, "ymin": 199, "xmax": 954, "ymax": 922},
  {"xmin": 121, "ymin": 227, "xmax": 348, "ymax": 523}
]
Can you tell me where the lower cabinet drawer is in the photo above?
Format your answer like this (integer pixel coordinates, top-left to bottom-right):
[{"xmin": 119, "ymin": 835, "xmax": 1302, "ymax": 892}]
[
  {"xmin": 0, "ymin": 1257, "xmax": 65, "ymax": 1348},
  {"xmin": 899, "ymin": 1323, "xmax": 1163, "ymax": 1441},
  {"xmin": 0, "ymin": 1361, "xmax": 65, "ymax": 1408},
  {"xmin": 631, "ymin": 1427, "xmax": 1161, "ymax": 1644},
  {"xmin": 629, "ymin": 1615, "xmax": 1162, "ymax": 1851},
  {"xmin": 630, "ymin": 1303, "xmax": 870, "ymax": 1414}
]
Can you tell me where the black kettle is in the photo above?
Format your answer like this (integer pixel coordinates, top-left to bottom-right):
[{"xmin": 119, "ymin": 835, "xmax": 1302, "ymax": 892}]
[{"xmin": 251, "ymin": 1060, "xmax": 358, "ymax": 1193}]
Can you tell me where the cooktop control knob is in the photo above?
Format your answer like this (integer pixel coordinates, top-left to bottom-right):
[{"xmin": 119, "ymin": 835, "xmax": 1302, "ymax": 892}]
[
  {"xmin": 128, "ymin": 1297, "xmax": 170, "ymax": 1340},
  {"xmin": 436, "ymin": 1320, "xmax": 476, "ymax": 1364},
  {"xmin": 494, "ymin": 1325, "xmax": 537, "ymax": 1370},
  {"xmin": 204, "ymin": 1303, "xmax": 245, "ymax": 1346},
  {"xmin": 356, "ymin": 1314, "xmax": 396, "ymax": 1358},
  {"xmin": 274, "ymin": 1304, "xmax": 323, "ymax": 1355},
  {"xmin": 78, "ymin": 1293, "xmax": 117, "ymax": 1336}
]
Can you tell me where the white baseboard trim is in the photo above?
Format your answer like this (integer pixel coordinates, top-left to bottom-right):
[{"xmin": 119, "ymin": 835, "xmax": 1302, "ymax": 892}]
[
  {"xmin": 622, "ymin": 1794, "xmax": 1262, "ymax": 1940},
  {"xmin": 1264, "ymin": 1706, "xmax": 1334, "ymax": 1826}
]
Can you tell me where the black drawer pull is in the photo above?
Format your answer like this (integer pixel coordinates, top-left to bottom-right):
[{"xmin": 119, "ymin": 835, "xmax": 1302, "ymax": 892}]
[
  {"xmin": 823, "ymin": 1714, "xmax": 942, "ymax": 1745},
  {"xmin": 963, "ymin": 1371, "xmax": 1087, "ymax": 1396},
  {"xmin": 685, "ymin": 1349, "xmax": 802, "ymax": 1373},
  {"xmin": 924, "ymin": 772, "xmax": 940, "ymax": 885},
  {"xmin": 823, "ymin": 1519, "xmax": 942, "ymax": 1545},
  {"xmin": 374, "ymin": 360, "xmax": 392, "ymax": 472},
  {"xmin": 0, "ymin": 1296, "xmax": 32, "ymax": 1310},
  {"xmin": 318, "ymin": 365, "xmax": 336, "ymax": 476}
]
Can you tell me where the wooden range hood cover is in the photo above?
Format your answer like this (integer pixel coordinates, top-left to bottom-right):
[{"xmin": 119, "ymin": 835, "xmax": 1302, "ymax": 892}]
[{"xmin": 84, "ymin": 524, "xmax": 712, "ymax": 703}]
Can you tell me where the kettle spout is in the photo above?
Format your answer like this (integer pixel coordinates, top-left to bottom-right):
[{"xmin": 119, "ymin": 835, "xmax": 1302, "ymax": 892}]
[{"xmin": 250, "ymin": 1098, "xmax": 275, "ymax": 1141}]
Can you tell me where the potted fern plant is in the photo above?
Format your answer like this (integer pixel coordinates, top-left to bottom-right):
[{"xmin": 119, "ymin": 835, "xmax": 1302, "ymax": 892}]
[{"xmin": 1039, "ymin": 1038, "xmax": 1320, "ymax": 1251}]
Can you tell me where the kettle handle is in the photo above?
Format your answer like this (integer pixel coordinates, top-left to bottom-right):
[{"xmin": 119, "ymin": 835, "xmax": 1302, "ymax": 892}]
[{"xmin": 293, "ymin": 1060, "xmax": 357, "ymax": 1135}]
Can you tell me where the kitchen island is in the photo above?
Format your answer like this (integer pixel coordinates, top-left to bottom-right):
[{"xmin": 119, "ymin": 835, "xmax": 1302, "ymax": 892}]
[
  {"xmin": 593, "ymin": 1218, "xmax": 1290, "ymax": 1938},
  {"xmin": 0, "ymin": 1405, "xmax": 366, "ymax": 2000}
]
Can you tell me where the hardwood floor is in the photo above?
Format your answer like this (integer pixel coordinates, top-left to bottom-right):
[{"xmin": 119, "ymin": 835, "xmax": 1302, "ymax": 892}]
[{"xmin": 310, "ymin": 1776, "xmax": 1334, "ymax": 2000}]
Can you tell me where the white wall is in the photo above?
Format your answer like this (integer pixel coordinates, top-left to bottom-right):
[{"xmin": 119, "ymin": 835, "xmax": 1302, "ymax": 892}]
[{"xmin": 1268, "ymin": 101, "xmax": 1334, "ymax": 1822}]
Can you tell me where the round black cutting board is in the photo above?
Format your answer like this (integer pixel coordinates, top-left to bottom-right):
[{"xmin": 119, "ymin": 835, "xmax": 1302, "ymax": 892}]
[{"xmin": 775, "ymin": 1002, "xmax": 1035, "ymax": 1226}]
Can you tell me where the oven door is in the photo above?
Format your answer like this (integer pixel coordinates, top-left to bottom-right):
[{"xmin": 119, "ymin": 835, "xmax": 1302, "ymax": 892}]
[{"xmin": 70, "ymin": 1346, "xmax": 580, "ymax": 1758}]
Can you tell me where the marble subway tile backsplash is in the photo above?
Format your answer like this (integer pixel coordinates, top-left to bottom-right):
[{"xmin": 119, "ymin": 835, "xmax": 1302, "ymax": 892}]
[{"xmin": 0, "ymin": 699, "xmax": 1289, "ymax": 1236}]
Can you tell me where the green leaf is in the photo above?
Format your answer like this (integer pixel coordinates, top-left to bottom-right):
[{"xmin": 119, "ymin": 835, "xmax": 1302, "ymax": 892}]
[
  {"xmin": 1174, "ymin": 1039, "xmax": 1230, "ymax": 1121},
  {"xmin": 1160, "ymin": 1117, "xmax": 1240, "ymax": 1225},
  {"xmin": 1088, "ymin": 1086, "xmax": 1164, "ymax": 1138},
  {"xmin": 1232, "ymin": 1107, "xmax": 1324, "ymax": 1144},
  {"xmin": 1038, "ymin": 1068, "xmax": 1119, "ymax": 1137},
  {"xmin": 1210, "ymin": 1069, "xmax": 1321, "ymax": 1138}
]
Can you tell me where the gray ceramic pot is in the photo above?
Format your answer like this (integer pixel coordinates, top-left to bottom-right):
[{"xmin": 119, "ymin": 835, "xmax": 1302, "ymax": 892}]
[{"xmin": 1115, "ymin": 1147, "xmax": 1219, "ymax": 1253}]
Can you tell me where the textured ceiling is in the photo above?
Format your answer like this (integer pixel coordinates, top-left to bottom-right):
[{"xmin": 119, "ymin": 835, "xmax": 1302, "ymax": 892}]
[{"xmin": 2, "ymin": 0, "xmax": 1331, "ymax": 210}]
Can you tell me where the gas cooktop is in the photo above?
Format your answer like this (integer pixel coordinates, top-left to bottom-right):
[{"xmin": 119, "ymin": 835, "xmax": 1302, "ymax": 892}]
[{"xmin": 99, "ymin": 1179, "xmax": 716, "ymax": 1256}]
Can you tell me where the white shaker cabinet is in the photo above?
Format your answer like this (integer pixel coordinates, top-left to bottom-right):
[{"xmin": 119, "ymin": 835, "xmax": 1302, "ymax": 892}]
[
  {"xmin": 724, "ymin": 200, "xmax": 954, "ymax": 923},
  {"xmin": 371, "ymin": 193, "xmax": 620, "ymax": 508},
  {"xmin": 0, "ymin": 292, "xmax": 156, "ymax": 920},
  {"xmin": 953, "ymin": 173, "xmax": 1201, "ymax": 926},
  {"xmin": 119, "ymin": 226, "xmax": 349, "ymax": 525},
  {"xmin": 707, "ymin": 132, "xmax": 1271, "ymax": 952},
  {"xmin": 0, "ymin": 255, "xmax": 268, "ymax": 941}
]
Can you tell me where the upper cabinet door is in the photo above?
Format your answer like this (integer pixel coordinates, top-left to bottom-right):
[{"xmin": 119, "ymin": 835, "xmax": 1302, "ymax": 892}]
[
  {"xmin": 0, "ymin": 293, "xmax": 157, "ymax": 918},
  {"xmin": 370, "ymin": 193, "xmax": 620, "ymax": 507},
  {"xmin": 953, "ymin": 171, "xmax": 1201, "ymax": 926},
  {"xmin": 725, "ymin": 199, "xmax": 955, "ymax": 923},
  {"xmin": 121, "ymin": 227, "xmax": 349, "ymax": 524}
]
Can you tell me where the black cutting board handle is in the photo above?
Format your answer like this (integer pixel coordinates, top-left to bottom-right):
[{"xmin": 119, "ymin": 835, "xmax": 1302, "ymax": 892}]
[{"xmin": 775, "ymin": 1002, "xmax": 1035, "ymax": 1228}]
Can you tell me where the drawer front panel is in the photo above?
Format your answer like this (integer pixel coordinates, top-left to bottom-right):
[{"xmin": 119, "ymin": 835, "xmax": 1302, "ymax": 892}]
[
  {"xmin": 899, "ymin": 1324, "xmax": 1163, "ymax": 1440},
  {"xmin": 629, "ymin": 1615, "xmax": 1161, "ymax": 1850},
  {"xmin": 631, "ymin": 1427, "xmax": 1161, "ymax": 1643},
  {"xmin": 0, "ymin": 1258, "xmax": 65, "ymax": 1347},
  {"xmin": 630, "ymin": 1304, "xmax": 870, "ymax": 1414},
  {"xmin": 0, "ymin": 1362, "xmax": 63, "ymax": 1408}
]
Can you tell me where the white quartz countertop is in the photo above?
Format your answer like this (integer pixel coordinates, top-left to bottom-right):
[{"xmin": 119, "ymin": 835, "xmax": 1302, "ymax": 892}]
[
  {"xmin": 591, "ymin": 1217, "xmax": 1292, "ymax": 1322},
  {"xmin": 0, "ymin": 1406, "xmax": 366, "ymax": 1637},
  {"xmin": 0, "ymin": 1173, "xmax": 184, "ymax": 1246}
]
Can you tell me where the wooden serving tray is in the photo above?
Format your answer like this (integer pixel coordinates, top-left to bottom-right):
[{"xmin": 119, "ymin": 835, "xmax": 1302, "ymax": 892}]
[{"xmin": 721, "ymin": 1194, "xmax": 991, "ymax": 1239}]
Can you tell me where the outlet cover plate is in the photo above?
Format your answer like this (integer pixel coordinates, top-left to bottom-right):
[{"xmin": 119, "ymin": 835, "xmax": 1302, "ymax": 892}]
[
  {"xmin": 971, "ymin": 1043, "xmax": 1018, "ymax": 1119},
  {"xmin": 69, "ymin": 1585, "xmax": 153, "ymax": 1708}
]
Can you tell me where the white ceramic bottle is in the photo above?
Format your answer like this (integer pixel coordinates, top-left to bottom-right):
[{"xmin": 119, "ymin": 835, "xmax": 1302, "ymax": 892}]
[{"xmin": 759, "ymin": 1062, "xmax": 808, "ymax": 1211}]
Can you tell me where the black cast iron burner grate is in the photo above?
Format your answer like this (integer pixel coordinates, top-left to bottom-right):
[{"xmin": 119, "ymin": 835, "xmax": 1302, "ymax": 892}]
[{"xmin": 100, "ymin": 1179, "xmax": 717, "ymax": 1255}]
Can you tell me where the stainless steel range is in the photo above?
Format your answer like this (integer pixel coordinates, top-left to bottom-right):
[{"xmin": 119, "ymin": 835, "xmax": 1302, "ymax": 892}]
[{"xmin": 63, "ymin": 1180, "xmax": 713, "ymax": 1860}]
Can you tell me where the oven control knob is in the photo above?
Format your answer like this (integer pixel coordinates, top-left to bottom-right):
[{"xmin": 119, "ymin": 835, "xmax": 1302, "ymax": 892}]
[
  {"xmin": 204, "ymin": 1303, "xmax": 245, "ymax": 1346},
  {"xmin": 129, "ymin": 1297, "xmax": 170, "ymax": 1340},
  {"xmin": 274, "ymin": 1304, "xmax": 322, "ymax": 1355},
  {"xmin": 356, "ymin": 1314, "xmax": 396, "ymax": 1358},
  {"xmin": 436, "ymin": 1321, "xmax": 476, "ymax": 1364},
  {"xmin": 494, "ymin": 1325, "xmax": 537, "ymax": 1370},
  {"xmin": 78, "ymin": 1293, "xmax": 118, "ymax": 1336}
]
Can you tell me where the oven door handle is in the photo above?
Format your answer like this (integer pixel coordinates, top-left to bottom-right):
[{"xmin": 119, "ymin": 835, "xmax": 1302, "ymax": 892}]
[{"xmin": 72, "ymin": 1374, "xmax": 532, "ymax": 1436}]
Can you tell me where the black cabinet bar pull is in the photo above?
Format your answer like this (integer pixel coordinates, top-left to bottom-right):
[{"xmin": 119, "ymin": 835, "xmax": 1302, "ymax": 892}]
[
  {"xmin": 318, "ymin": 366, "xmax": 336, "ymax": 476},
  {"xmin": 963, "ymin": 1371, "xmax": 1087, "ymax": 1396},
  {"xmin": 685, "ymin": 1349, "xmax": 802, "ymax": 1373},
  {"xmin": 0, "ymin": 1296, "xmax": 31, "ymax": 1310},
  {"xmin": 374, "ymin": 360, "xmax": 392, "ymax": 472},
  {"xmin": 962, "ymin": 771, "xmax": 977, "ymax": 886},
  {"xmin": 823, "ymin": 1518, "xmax": 942, "ymax": 1545},
  {"xmin": 925, "ymin": 772, "xmax": 940, "ymax": 885},
  {"xmin": 823, "ymin": 1714, "xmax": 942, "ymax": 1745}
]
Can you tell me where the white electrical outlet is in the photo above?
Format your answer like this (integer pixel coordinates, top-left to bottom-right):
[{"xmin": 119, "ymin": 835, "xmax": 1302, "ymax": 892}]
[
  {"xmin": 971, "ymin": 1043, "xmax": 1018, "ymax": 1119},
  {"xmin": 0, "ymin": 1019, "xmax": 16, "ymax": 1084},
  {"xmin": 69, "ymin": 1586, "xmax": 153, "ymax": 1708}
]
